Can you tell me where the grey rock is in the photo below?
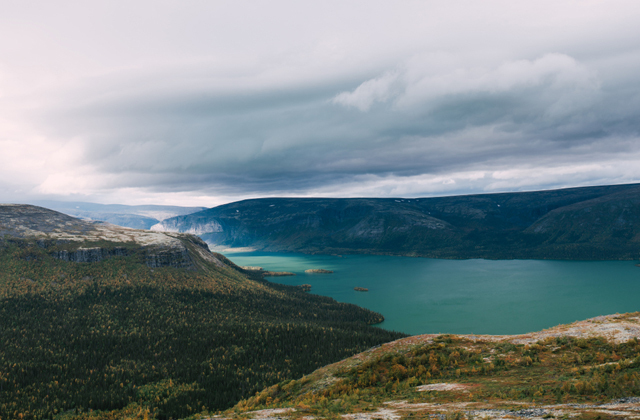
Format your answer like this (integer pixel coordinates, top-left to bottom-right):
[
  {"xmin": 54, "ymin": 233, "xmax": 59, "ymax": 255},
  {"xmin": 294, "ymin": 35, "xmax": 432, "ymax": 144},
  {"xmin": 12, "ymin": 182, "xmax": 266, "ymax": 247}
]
[
  {"xmin": 52, "ymin": 247, "xmax": 128, "ymax": 263},
  {"xmin": 145, "ymin": 246, "xmax": 195, "ymax": 270}
]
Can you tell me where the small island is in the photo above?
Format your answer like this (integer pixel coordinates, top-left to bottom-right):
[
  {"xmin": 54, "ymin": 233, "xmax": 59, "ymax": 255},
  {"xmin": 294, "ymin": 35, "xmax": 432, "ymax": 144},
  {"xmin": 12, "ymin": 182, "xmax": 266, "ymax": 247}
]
[
  {"xmin": 262, "ymin": 271, "xmax": 296, "ymax": 277},
  {"xmin": 354, "ymin": 287, "xmax": 368, "ymax": 292},
  {"xmin": 305, "ymin": 268, "xmax": 334, "ymax": 274}
]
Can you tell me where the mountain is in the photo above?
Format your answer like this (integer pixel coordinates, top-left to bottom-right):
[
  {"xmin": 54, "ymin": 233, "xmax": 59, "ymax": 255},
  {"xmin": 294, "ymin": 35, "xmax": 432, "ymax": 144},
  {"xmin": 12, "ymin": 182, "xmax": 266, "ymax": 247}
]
[
  {"xmin": 227, "ymin": 312, "xmax": 640, "ymax": 420},
  {"xmin": 0, "ymin": 205, "xmax": 404, "ymax": 419},
  {"xmin": 151, "ymin": 183, "xmax": 640, "ymax": 260},
  {"xmin": 30, "ymin": 200, "xmax": 206, "ymax": 230}
]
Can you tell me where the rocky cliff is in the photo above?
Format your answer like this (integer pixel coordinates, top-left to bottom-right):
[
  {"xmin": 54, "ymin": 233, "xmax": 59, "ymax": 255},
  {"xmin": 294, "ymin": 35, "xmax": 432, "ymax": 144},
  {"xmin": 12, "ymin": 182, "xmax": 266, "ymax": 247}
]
[{"xmin": 52, "ymin": 246, "xmax": 128, "ymax": 263}]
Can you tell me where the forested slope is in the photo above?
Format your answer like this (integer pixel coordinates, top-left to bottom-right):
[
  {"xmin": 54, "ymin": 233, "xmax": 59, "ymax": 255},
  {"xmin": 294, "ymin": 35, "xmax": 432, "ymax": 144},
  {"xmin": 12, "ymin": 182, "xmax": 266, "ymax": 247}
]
[{"xmin": 0, "ymin": 206, "xmax": 404, "ymax": 419}]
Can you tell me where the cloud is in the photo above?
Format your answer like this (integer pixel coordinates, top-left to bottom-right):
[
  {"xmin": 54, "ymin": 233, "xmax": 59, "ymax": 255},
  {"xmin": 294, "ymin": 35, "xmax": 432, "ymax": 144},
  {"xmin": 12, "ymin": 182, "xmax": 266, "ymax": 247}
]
[
  {"xmin": 1, "ymin": 1, "xmax": 640, "ymax": 205},
  {"xmin": 333, "ymin": 71, "xmax": 402, "ymax": 111},
  {"xmin": 333, "ymin": 53, "xmax": 600, "ymax": 117},
  {"xmin": 11, "ymin": 51, "xmax": 640, "ymax": 204}
]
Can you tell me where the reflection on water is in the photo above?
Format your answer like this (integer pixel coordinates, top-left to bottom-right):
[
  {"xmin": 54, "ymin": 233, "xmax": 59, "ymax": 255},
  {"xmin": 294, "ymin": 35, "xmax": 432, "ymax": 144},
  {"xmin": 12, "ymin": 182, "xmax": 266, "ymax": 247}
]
[{"xmin": 224, "ymin": 251, "xmax": 640, "ymax": 335}]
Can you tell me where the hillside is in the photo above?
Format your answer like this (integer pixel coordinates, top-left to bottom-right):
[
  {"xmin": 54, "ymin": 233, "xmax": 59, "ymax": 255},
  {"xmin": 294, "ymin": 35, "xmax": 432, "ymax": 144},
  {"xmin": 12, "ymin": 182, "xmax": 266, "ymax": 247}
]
[
  {"xmin": 152, "ymin": 183, "xmax": 640, "ymax": 260},
  {"xmin": 227, "ymin": 313, "xmax": 640, "ymax": 420},
  {"xmin": 0, "ymin": 205, "xmax": 405, "ymax": 420}
]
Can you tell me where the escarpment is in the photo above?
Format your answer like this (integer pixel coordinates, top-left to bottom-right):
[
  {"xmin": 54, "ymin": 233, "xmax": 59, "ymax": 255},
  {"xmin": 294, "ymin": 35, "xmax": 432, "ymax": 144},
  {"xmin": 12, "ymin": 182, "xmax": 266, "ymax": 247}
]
[{"xmin": 52, "ymin": 247, "xmax": 129, "ymax": 263}]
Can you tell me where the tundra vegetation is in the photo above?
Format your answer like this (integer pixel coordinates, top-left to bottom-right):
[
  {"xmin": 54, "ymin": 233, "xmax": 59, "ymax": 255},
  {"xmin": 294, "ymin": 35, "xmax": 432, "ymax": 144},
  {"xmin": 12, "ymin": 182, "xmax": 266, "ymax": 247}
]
[
  {"xmin": 0, "ymin": 239, "xmax": 404, "ymax": 420},
  {"xmin": 232, "ymin": 318, "xmax": 640, "ymax": 420}
]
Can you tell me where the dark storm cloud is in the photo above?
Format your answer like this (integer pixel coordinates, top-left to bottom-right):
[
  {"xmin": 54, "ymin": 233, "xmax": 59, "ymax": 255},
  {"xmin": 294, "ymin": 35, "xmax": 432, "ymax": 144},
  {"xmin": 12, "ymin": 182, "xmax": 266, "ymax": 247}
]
[
  {"xmin": 33, "ymin": 53, "xmax": 640, "ymax": 199},
  {"xmin": 2, "ymin": 1, "xmax": 640, "ymax": 204}
]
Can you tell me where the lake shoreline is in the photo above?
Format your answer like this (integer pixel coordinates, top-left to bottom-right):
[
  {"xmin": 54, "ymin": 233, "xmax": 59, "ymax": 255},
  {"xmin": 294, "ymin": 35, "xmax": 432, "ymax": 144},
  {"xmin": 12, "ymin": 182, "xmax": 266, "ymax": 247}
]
[{"xmin": 223, "ymin": 251, "xmax": 640, "ymax": 336}]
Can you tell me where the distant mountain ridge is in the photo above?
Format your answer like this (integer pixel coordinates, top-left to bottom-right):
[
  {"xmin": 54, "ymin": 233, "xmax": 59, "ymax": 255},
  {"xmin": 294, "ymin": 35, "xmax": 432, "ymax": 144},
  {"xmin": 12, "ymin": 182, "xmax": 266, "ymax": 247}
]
[
  {"xmin": 30, "ymin": 200, "xmax": 205, "ymax": 230},
  {"xmin": 152, "ymin": 183, "xmax": 640, "ymax": 260}
]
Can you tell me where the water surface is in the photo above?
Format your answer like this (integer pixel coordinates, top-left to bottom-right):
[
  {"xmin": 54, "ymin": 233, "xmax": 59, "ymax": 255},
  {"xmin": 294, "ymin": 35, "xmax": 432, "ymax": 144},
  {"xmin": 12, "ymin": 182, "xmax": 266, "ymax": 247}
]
[{"xmin": 224, "ymin": 252, "xmax": 640, "ymax": 336}]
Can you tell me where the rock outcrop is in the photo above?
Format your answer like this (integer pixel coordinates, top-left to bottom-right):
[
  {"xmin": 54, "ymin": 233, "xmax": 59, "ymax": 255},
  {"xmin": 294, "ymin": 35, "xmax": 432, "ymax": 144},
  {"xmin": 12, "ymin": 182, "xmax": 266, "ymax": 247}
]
[
  {"xmin": 151, "ymin": 217, "xmax": 223, "ymax": 235},
  {"xmin": 52, "ymin": 247, "xmax": 128, "ymax": 263},
  {"xmin": 144, "ymin": 246, "xmax": 195, "ymax": 269}
]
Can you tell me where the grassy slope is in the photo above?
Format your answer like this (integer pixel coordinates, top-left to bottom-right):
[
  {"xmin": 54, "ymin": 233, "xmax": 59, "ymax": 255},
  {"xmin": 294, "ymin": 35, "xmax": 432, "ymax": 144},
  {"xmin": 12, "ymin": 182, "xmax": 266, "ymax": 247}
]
[
  {"xmin": 227, "ymin": 313, "xmax": 640, "ymax": 420},
  {"xmin": 0, "ymin": 240, "xmax": 405, "ymax": 420}
]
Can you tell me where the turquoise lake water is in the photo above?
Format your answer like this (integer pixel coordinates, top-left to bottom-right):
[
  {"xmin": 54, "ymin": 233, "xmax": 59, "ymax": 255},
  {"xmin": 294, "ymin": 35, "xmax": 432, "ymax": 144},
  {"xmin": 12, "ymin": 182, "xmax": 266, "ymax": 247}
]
[{"xmin": 223, "ymin": 252, "xmax": 640, "ymax": 336}]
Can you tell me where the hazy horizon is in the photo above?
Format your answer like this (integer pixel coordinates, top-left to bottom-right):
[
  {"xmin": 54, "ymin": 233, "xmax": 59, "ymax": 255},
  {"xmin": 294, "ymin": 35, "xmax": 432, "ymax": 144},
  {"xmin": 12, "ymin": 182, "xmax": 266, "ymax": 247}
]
[{"xmin": 5, "ymin": 180, "xmax": 634, "ymax": 211}]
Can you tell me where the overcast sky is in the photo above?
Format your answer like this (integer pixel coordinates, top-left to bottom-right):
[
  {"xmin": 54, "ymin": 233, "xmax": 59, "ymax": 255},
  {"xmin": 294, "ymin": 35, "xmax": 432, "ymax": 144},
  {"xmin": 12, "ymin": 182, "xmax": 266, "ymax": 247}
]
[{"xmin": 2, "ymin": 0, "xmax": 640, "ymax": 207}]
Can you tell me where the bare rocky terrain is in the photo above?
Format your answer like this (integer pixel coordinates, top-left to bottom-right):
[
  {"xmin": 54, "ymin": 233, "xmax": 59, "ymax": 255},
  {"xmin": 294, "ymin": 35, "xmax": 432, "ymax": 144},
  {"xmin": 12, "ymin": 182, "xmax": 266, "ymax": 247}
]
[{"xmin": 0, "ymin": 204, "xmax": 224, "ymax": 269}]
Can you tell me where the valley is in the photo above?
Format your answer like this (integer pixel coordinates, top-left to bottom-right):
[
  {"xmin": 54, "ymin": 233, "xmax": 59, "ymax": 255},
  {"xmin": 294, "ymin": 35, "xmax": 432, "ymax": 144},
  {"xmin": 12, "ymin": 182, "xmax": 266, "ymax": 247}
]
[
  {"xmin": 5, "ymin": 1, "xmax": 640, "ymax": 418},
  {"xmin": 29, "ymin": 201, "xmax": 206, "ymax": 231},
  {"xmin": 2, "ymin": 185, "xmax": 640, "ymax": 420}
]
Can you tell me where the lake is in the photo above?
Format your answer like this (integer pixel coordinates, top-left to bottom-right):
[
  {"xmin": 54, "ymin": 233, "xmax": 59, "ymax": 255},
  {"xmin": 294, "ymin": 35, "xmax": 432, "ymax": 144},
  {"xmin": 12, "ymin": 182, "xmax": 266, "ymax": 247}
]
[{"xmin": 223, "ymin": 251, "xmax": 640, "ymax": 336}]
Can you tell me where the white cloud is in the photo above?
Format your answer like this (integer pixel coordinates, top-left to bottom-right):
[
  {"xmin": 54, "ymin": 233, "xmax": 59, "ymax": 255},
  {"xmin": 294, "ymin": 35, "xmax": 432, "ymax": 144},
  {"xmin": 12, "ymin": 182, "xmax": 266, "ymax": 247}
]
[
  {"xmin": 332, "ymin": 71, "xmax": 401, "ymax": 111},
  {"xmin": 333, "ymin": 53, "xmax": 600, "ymax": 117}
]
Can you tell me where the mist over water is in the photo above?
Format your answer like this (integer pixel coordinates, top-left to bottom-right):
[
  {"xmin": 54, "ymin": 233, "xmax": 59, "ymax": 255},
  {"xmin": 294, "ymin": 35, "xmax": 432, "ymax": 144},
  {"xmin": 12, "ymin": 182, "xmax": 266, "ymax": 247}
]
[{"xmin": 223, "ymin": 252, "xmax": 640, "ymax": 336}]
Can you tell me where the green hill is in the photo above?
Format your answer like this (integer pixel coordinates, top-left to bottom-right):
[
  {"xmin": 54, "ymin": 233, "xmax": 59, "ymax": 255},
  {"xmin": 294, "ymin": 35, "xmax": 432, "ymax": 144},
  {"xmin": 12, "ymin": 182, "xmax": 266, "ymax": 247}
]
[
  {"xmin": 0, "ymin": 205, "xmax": 404, "ymax": 420},
  {"xmin": 153, "ymin": 183, "xmax": 640, "ymax": 260}
]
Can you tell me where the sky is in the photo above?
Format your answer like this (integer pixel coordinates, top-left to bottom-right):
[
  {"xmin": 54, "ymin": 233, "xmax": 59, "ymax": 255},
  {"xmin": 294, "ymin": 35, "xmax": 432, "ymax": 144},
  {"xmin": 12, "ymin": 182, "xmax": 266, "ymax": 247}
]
[{"xmin": 1, "ymin": 0, "xmax": 640, "ymax": 207}]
